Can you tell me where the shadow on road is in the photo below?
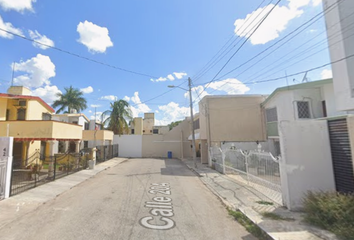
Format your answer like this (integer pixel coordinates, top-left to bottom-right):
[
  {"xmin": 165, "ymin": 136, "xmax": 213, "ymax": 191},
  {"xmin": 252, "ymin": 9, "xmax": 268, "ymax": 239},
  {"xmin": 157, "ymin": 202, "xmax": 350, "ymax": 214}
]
[{"xmin": 160, "ymin": 158, "xmax": 197, "ymax": 177}]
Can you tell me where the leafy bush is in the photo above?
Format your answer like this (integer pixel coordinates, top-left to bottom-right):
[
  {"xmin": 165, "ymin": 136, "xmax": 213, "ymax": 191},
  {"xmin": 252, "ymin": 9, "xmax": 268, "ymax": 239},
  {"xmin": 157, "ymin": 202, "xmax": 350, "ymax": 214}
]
[{"xmin": 303, "ymin": 191, "xmax": 354, "ymax": 240}]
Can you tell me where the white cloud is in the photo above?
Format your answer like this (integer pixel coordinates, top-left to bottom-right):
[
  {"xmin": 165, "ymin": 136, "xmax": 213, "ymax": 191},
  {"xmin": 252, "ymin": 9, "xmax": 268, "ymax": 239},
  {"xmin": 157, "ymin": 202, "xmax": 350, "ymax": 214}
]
[
  {"xmin": 28, "ymin": 30, "xmax": 54, "ymax": 50},
  {"xmin": 100, "ymin": 95, "xmax": 117, "ymax": 101},
  {"xmin": 32, "ymin": 85, "xmax": 61, "ymax": 105},
  {"xmin": 0, "ymin": 15, "xmax": 23, "ymax": 39},
  {"xmin": 167, "ymin": 74, "xmax": 175, "ymax": 81},
  {"xmin": 321, "ymin": 69, "xmax": 332, "ymax": 79},
  {"xmin": 80, "ymin": 86, "xmax": 93, "ymax": 94},
  {"xmin": 173, "ymin": 72, "xmax": 187, "ymax": 79},
  {"xmin": 77, "ymin": 20, "xmax": 113, "ymax": 53},
  {"xmin": 90, "ymin": 111, "xmax": 103, "ymax": 121},
  {"xmin": 90, "ymin": 104, "xmax": 101, "ymax": 108},
  {"xmin": 123, "ymin": 96, "xmax": 130, "ymax": 102},
  {"xmin": 151, "ymin": 72, "xmax": 188, "ymax": 82},
  {"xmin": 312, "ymin": 0, "xmax": 322, "ymax": 7},
  {"xmin": 13, "ymin": 54, "xmax": 56, "ymax": 88},
  {"xmin": 234, "ymin": 0, "xmax": 311, "ymax": 45},
  {"xmin": 207, "ymin": 78, "xmax": 250, "ymax": 94},
  {"xmin": 184, "ymin": 85, "xmax": 209, "ymax": 100},
  {"xmin": 128, "ymin": 92, "xmax": 151, "ymax": 117},
  {"xmin": 0, "ymin": 0, "xmax": 35, "ymax": 12},
  {"xmin": 88, "ymin": 110, "xmax": 92, "ymax": 113},
  {"xmin": 155, "ymin": 102, "xmax": 190, "ymax": 126},
  {"xmin": 151, "ymin": 77, "xmax": 167, "ymax": 82}
]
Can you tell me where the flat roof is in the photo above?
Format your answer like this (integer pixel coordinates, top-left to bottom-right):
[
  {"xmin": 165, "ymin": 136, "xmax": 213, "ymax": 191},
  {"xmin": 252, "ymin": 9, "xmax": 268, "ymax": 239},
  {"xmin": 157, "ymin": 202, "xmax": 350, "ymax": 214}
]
[{"xmin": 261, "ymin": 78, "xmax": 333, "ymax": 106}]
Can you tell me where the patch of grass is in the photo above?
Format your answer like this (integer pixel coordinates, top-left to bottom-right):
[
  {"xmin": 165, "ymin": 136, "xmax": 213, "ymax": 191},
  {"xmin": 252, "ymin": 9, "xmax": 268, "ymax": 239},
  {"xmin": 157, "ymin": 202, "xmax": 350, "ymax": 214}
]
[
  {"xmin": 255, "ymin": 200, "xmax": 274, "ymax": 206},
  {"xmin": 261, "ymin": 212, "xmax": 295, "ymax": 221},
  {"xmin": 303, "ymin": 191, "xmax": 354, "ymax": 240},
  {"xmin": 227, "ymin": 208, "xmax": 270, "ymax": 240}
]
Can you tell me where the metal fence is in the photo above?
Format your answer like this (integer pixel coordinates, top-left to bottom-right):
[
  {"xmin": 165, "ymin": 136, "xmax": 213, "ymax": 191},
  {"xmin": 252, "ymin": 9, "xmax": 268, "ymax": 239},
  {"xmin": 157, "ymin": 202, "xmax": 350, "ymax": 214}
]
[
  {"xmin": 10, "ymin": 149, "xmax": 90, "ymax": 197},
  {"xmin": 96, "ymin": 144, "xmax": 119, "ymax": 163},
  {"xmin": 210, "ymin": 147, "xmax": 282, "ymax": 205}
]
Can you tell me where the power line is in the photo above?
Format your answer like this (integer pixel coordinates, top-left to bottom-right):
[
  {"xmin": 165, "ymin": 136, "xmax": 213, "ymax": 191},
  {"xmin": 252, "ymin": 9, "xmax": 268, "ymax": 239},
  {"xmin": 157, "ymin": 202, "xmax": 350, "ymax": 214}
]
[
  {"xmin": 0, "ymin": 28, "xmax": 159, "ymax": 79},
  {"xmin": 192, "ymin": 0, "xmax": 270, "ymax": 82},
  {"xmin": 192, "ymin": 0, "xmax": 344, "ymax": 103},
  {"xmin": 210, "ymin": 0, "xmax": 282, "ymax": 82},
  {"xmin": 244, "ymin": 13, "xmax": 354, "ymax": 82},
  {"xmin": 196, "ymin": 0, "xmax": 282, "ymax": 101},
  {"xmin": 217, "ymin": 0, "xmax": 344, "ymax": 82}
]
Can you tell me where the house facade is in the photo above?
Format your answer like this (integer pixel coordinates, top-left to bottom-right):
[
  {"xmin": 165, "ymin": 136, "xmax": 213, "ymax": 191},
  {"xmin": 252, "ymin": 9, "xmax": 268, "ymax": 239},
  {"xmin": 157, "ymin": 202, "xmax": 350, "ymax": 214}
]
[
  {"xmin": 52, "ymin": 114, "xmax": 114, "ymax": 149},
  {"xmin": 198, "ymin": 95, "xmax": 268, "ymax": 165},
  {"xmin": 0, "ymin": 86, "xmax": 82, "ymax": 168},
  {"xmin": 130, "ymin": 113, "xmax": 169, "ymax": 135},
  {"xmin": 262, "ymin": 79, "xmax": 354, "ymax": 156}
]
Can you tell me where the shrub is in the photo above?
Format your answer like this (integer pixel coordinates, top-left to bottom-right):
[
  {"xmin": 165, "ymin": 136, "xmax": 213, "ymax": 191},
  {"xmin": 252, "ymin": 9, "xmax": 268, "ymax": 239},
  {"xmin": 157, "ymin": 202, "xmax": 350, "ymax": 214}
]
[{"xmin": 303, "ymin": 191, "xmax": 354, "ymax": 240}]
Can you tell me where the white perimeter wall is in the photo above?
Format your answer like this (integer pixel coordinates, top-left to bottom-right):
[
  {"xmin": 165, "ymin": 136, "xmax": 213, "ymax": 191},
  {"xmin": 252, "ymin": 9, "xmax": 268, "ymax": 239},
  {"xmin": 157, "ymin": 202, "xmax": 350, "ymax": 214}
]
[
  {"xmin": 113, "ymin": 135, "xmax": 142, "ymax": 158},
  {"xmin": 279, "ymin": 120, "xmax": 336, "ymax": 210}
]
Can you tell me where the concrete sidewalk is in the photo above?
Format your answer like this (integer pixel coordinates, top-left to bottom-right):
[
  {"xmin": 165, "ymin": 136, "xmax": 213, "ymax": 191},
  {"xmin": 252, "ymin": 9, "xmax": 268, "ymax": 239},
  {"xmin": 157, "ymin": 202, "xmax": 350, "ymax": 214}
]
[
  {"xmin": 0, "ymin": 157, "xmax": 128, "ymax": 230},
  {"xmin": 182, "ymin": 159, "xmax": 338, "ymax": 240}
]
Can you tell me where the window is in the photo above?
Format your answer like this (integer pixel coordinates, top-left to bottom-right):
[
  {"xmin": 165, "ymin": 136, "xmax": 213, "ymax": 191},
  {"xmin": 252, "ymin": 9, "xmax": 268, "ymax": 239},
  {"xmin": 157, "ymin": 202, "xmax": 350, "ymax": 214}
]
[
  {"xmin": 84, "ymin": 141, "xmax": 88, "ymax": 149},
  {"xmin": 322, "ymin": 101, "xmax": 327, "ymax": 117},
  {"xmin": 153, "ymin": 129, "xmax": 159, "ymax": 134},
  {"xmin": 297, "ymin": 101, "xmax": 311, "ymax": 119},
  {"xmin": 265, "ymin": 108, "xmax": 278, "ymax": 122},
  {"xmin": 17, "ymin": 108, "xmax": 26, "ymax": 120},
  {"xmin": 131, "ymin": 129, "xmax": 135, "ymax": 134},
  {"xmin": 42, "ymin": 113, "xmax": 51, "ymax": 120},
  {"xmin": 19, "ymin": 100, "xmax": 26, "ymax": 107},
  {"xmin": 84, "ymin": 122, "xmax": 89, "ymax": 130},
  {"xmin": 6, "ymin": 109, "xmax": 10, "ymax": 121},
  {"xmin": 193, "ymin": 119, "xmax": 200, "ymax": 130}
]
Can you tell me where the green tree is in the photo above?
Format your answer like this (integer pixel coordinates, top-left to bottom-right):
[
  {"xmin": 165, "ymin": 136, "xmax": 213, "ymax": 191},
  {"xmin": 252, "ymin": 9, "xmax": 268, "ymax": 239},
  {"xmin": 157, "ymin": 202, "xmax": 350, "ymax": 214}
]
[
  {"xmin": 168, "ymin": 120, "xmax": 182, "ymax": 130},
  {"xmin": 52, "ymin": 86, "xmax": 87, "ymax": 114},
  {"xmin": 101, "ymin": 100, "xmax": 133, "ymax": 135}
]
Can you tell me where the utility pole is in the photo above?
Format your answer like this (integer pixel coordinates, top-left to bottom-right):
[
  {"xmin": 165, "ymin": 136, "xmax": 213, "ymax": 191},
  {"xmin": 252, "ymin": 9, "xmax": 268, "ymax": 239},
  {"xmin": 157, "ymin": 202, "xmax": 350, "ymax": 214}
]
[
  {"xmin": 11, "ymin": 62, "xmax": 15, "ymax": 86},
  {"xmin": 188, "ymin": 77, "xmax": 197, "ymax": 168}
]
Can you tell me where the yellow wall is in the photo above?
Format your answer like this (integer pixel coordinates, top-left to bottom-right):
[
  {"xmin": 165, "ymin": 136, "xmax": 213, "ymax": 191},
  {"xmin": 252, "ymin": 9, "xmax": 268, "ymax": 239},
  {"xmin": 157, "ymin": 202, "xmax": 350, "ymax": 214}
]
[
  {"xmin": 82, "ymin": 130, "xmax": 113, "ymax": 141},
  {"xmin": 0, "ymin": 121, "xmax": 82, "ymax": 139},
  {"xmin": 7, "ymin": 86, "xmax": 32, "ymax": 95},
  {"xmin": 6, "ymin": 99, "xmax": 18, "ymax": 120},
  {"xmin": 0, "ymin": 98, "xmax": 7, "ymax": 120},
  {"xmin": 133, "ymin": 118, "xmax": 143, "ymax": 135},
  {"xmin": 26, "ymin": 100, "xmax": 51, "ymax": 120}
]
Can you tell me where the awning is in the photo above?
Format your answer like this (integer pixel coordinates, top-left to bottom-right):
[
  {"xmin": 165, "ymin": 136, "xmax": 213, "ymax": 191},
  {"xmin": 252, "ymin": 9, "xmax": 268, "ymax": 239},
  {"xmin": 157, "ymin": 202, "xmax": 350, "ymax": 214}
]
[{"xmin": 188, "ymin": 132, "xmax": 200, "ymax": 140}]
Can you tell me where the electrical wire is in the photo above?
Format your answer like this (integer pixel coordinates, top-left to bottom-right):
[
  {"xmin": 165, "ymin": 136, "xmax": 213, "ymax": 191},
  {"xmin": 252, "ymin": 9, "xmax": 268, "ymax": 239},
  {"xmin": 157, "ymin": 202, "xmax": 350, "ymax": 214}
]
[
  {"xmin": 192, "ymin": 0, "xmax": 270, "ymax": 83},
  {"xmin": 0, "ymin": 28, "xmax": 159, "ymax": 79}
]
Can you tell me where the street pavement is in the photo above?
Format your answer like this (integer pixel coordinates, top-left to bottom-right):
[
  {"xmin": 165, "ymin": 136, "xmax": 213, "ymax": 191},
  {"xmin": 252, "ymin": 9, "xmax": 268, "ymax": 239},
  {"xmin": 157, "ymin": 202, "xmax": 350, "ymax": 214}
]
[{"xmin": 0, "ymin": 158, "xmax": 256, "ymax": 240}]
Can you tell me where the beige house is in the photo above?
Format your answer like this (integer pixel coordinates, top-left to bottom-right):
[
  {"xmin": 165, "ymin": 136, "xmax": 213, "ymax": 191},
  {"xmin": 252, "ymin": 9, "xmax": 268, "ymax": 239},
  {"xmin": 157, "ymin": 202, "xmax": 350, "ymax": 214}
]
[
  {"xmin": 130, "ymin": 113, "xmax": 169, "ymax": 135},
  {"xmin": 198, "ymin": 95, "xmax": 267, "ymax": 164},
  {"xmin": 0, "ymin": 86, "xmax": 82, "ymax": 167}
]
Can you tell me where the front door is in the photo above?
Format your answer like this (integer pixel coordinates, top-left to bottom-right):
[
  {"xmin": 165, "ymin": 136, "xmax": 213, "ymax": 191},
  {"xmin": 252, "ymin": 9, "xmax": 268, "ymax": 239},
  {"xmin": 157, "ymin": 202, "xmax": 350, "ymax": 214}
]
[{"xmin": 12, "ymin": 142, "xmax": 23, "ymax": 168}]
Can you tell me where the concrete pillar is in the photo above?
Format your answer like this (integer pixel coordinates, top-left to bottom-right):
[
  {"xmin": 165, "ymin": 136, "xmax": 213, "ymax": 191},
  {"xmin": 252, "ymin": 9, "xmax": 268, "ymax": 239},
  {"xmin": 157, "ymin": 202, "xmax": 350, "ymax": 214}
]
[
  {"xmin": 47, "ymin": 140, "xmax": 56, "ymax": 178},
  {"xmin": 64, "ymin": 141, "xmax": 69, "ymax": 152},
  {"xmin": 75, "ymin": 141, "xmax": 81, "ymax": 153}
]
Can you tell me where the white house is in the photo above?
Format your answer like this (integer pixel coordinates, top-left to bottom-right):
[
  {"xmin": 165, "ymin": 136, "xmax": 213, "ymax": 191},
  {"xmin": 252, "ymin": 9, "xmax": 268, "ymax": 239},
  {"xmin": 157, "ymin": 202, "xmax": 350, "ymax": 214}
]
[{"xmin": 262, "ymin": 78, "xmax": 354, "ymax": 209}]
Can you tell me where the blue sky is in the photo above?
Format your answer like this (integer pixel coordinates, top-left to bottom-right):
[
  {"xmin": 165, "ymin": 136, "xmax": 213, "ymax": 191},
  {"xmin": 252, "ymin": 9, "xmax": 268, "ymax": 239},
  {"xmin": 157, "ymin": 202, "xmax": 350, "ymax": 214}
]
[{"xmin": 0, "ymin": 0, "xmax": 332, "ymax": 125}]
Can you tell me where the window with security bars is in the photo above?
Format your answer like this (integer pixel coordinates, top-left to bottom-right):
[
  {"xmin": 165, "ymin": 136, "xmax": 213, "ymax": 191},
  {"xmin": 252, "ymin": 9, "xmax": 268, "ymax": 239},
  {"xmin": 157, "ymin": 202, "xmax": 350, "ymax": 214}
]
[
  {"xmin": 297, "ymin": 101, "xmax": 311, "ymax": 119},
  {"xmin": 265, "ymin": 108, "xmax": 278, "ymax": 122}
]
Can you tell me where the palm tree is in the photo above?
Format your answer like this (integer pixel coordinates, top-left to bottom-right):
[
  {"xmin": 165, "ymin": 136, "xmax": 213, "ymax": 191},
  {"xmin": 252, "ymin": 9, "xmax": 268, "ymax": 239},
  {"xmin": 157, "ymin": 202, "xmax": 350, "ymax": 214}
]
[
  {"xmin": 52, "ymin": 86, "xmax": 87, "ymax": 114},
  {"xmin": 101, "ymin": 100, "xmax": 133, "ymax": 135}
]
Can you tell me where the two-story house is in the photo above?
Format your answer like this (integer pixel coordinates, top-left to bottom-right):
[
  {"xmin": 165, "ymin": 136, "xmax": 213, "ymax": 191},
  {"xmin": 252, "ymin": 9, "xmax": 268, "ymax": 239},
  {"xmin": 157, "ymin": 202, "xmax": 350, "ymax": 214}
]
[{"xmin": 0, "ymin": 86, "xmax": 83, "ymax": 168}]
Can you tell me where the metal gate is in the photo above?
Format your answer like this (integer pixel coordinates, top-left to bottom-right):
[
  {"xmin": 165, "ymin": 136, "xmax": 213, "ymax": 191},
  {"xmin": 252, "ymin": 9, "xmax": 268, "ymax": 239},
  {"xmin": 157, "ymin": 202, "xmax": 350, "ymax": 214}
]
[
  {"xmin": 328, "ymin": 118, "xmax": 354, "ymax": 193},
  {"xmin": 0, "ymin": 158, "xmax": 7, "ymax": 200}
]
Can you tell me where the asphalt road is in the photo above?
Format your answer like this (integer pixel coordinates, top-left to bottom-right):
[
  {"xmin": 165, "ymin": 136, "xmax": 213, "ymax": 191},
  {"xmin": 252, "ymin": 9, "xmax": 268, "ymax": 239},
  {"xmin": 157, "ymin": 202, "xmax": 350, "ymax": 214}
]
[{"xmin": 0, "ymin": 158, "xmax": 256, "ymax": 240}]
